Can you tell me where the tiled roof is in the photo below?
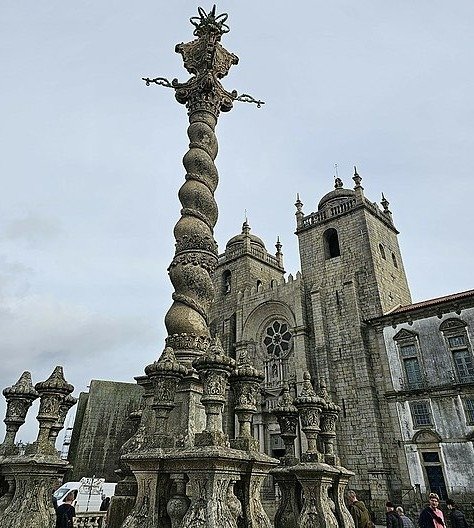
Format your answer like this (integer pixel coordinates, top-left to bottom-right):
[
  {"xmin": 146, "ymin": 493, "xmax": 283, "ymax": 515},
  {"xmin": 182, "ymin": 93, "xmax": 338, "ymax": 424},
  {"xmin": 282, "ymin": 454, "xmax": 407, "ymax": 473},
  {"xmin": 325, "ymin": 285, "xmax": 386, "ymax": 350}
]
[{"xmin": 390, "ymin": 289, "xmax": 474, "ymax": 315}]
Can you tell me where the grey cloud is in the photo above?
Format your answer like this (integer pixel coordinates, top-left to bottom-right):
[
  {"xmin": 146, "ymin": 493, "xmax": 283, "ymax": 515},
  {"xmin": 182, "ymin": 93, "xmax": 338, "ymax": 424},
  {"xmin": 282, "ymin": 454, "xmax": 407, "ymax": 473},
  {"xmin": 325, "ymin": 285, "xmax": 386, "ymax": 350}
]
[
  {"xmin": 0, "ymin": 255, "xmax": 32, "ymax": 298},
  {"xmin": 3, "ymin": 213, "xmax": 62, "ymax": 245},
  {"xmin": 0, "ymin": 293, "xmax": 160, "ymax": 441}
]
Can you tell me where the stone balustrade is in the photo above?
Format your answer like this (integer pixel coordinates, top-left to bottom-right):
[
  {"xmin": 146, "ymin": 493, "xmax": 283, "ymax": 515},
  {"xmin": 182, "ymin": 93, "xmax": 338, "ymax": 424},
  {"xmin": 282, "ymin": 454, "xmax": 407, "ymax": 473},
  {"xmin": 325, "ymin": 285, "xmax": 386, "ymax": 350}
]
[{"xmin": 75, "ymin": 512, "xmax": 107, "ymax": 528}]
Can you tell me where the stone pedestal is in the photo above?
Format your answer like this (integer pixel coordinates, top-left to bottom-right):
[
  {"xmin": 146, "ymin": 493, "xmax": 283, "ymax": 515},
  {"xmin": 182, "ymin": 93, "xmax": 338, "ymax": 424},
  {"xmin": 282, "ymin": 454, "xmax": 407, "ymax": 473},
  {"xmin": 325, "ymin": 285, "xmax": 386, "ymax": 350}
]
[
  {"xmin": 170, "ymin": 371, "xmax": 205, "ymax": 447},
  {"xmin": 120, "ymin": 447, "xmax": 278, "ymax": 528},
  {"xmin": 0, "ymin": 455, "xmax": 69, "ymax": 528},
  {"xmin": 108, "ymin": 474, "xmax": 139, "ymax": 528}
]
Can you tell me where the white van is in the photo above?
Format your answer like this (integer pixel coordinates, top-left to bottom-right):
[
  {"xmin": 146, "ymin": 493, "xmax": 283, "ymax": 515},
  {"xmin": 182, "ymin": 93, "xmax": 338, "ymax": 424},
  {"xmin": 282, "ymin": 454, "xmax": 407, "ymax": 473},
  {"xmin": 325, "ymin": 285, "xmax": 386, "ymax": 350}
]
[{"xmin": 53, "ymin": 477, "xmax": 116, "ymax": 513}]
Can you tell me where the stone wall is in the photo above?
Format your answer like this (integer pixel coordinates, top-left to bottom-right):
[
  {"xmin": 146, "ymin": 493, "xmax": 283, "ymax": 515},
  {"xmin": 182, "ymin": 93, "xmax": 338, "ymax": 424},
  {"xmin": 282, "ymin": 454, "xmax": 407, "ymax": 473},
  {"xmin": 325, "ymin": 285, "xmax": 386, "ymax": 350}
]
[{"xmin": 67, "ymin": 380, "xmax": 143, "ymax": 482}]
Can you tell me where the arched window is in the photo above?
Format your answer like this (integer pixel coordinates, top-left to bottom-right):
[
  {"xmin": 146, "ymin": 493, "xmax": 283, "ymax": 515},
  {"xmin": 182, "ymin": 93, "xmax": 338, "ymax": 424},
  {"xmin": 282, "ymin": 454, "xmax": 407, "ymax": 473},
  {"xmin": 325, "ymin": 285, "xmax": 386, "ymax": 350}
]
[
  {"xmin": 379, "ymin": 244, "xmax": 386, "ymax": 260},
  {"xmin": 256, "ymin": 280, "xmax": 262, "ymax": 292},
  {"xmin": 323, "ymin": 228, "xmax": 340, "ymax": 259},
  {"xmin": 223, "ymin": 270, "xmax": 231, "ymax": 294},
  {"xmin": 392, "ymin": 252, "xmax": 398, "ymax": 268}
]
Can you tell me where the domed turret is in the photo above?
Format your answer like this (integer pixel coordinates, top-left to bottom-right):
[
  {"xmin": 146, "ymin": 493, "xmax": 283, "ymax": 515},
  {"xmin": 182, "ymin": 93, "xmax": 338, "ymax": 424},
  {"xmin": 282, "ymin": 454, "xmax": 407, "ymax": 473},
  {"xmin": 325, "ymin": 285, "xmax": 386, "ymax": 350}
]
[
  {"xmin": 226, "ymin": 220, "xmax": 266, "ymax": 250},
  {"xmin": 317, "ymin": 177, "xmax": 355, "ymax": 211}
]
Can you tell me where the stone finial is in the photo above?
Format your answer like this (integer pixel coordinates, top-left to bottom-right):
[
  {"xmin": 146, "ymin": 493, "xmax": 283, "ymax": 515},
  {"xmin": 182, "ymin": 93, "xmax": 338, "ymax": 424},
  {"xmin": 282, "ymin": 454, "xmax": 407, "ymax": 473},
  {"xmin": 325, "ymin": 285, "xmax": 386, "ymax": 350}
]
[
  {"xmin": 317, "ymin": 379, "xmax": 341, "ymax": 465},
  {"xmin": 193, "ymin": 337, "xmax": 236, "ymax": 447},
  {"xmin": 352, "ymin": 166, "xmax": 362, "ymax": 188},
  {"xmin": 275, "ymin": 236, "xmax": 282, "ymax": 255},
  {"xmin": 295, "ymin": 194, "xmax": 304, "ymax": 229},
  {"xmin": 275, "ymin": 236, "xmax": 283, "ymax": 267},
  {"xmin": 272, "ymin": 383, "xmax": 299, "ymax": 465},
  {"xmin": 145, "ymin": 346, "xmax": 187, "ymax": 447},
  {"xmin": 295, "ymin": 194, "xmax": 303, "ymax": 213},
  {"xmin": 1, "ymin": 371, "xmax": 39, "ymax": 454},
  {"xmin": 381, "ymin": 192, "xmax": 393, "ymax": 222},
  {"xmin": 34, "ymin": 366, "xmax": 74, "ymax": 456},
  {"xmin": 294, "ymin": 372, "xmax": 325, "ymax": 462},
  {"xmin": 334, "ymin": 177, "xmax": 343, "ymax": 189},
  {"xmin": 49, "ymin": 393, "xmax": 77, "ymax": 449},
  {"xmin": 230, "ymin": 353, "xmax": 264, "ymax": 452}
]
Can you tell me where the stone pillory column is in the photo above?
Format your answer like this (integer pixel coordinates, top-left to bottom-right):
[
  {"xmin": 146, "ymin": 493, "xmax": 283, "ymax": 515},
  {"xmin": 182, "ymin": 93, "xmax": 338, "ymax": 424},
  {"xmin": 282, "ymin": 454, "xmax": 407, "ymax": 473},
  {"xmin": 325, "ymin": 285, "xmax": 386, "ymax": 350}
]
[
  {"xmin": 143, "ymin": 5, "xmax": 264, "ymax": 444},
  {"xmin": 143, "ymin": 6, "xmax": 263, "ymax": 366}
]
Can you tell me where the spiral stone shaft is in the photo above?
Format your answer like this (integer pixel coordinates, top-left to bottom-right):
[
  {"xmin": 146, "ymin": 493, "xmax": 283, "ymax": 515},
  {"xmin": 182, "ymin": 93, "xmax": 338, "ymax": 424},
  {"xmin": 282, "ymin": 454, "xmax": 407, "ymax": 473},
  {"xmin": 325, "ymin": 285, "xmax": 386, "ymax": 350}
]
[{"xmin": 165, "ymin": 111, "xmax": 219, "ymax": 344}]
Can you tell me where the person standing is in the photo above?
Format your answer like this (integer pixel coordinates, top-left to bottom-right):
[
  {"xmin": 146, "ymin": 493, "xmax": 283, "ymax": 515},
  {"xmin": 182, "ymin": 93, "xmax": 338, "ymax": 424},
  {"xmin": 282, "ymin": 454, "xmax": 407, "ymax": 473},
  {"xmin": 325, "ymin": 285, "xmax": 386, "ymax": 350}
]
[
  {"xmin": 347, "ymin": 489, "xmax": 372, "ymax": 528},
  {"xmin": 55, "ymin": 491, "xmax": 76, "ymax": 528},
  {"xmin": 386, "ymin": 501, "xmax": 404, "ymax": 528},
  {"xmin": 419, "ymin": 493, "xmax": 446, "ymax": 528},
  {"xmin": 446, "ymin": 499, "xmax": 469, "ymax": 528},
  {"xmin": 396, "ymin": 506, "xmax": 415, "ymax": 528}
]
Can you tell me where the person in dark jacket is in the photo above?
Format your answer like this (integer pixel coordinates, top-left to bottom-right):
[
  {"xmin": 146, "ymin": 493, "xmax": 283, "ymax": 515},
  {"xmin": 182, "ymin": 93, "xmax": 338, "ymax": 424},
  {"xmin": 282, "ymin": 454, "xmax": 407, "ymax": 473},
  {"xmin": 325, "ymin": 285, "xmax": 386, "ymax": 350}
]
[
  {"xmin": 419, "ymin": 493, "xmax": 446, "ymax": 528},
  {"xmin": 55, "ymin": 491, "xmax": 76, "ymax": 528},
  {"xmin": 446, "ymin": 499, "xmax": 469, "ymax": 528},
  {"xmin": 347, "ymin": 490, "xmax": 372, "ymax": 528},
  {"xmin": 386, "ymin": 501, "xmax": 404, "ymax": 528}
]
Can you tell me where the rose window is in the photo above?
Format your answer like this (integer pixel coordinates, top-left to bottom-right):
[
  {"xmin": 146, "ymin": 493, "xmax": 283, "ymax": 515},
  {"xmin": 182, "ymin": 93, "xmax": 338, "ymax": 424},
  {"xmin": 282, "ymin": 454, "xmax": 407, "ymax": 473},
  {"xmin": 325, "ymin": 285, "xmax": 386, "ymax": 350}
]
[{"xmin": 263, "ymin": 321, "xmax": 292, "ymax": 357}]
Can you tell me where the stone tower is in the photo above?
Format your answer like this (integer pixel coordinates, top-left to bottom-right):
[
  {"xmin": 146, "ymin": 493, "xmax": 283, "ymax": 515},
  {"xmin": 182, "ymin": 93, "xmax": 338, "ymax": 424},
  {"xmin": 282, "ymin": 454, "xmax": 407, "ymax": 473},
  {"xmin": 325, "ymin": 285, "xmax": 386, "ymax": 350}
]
[
  {"xmin": 211, "ymin": 220, "xmax": 285, "ymax": 357},
  {"xmin": 295, "ymin": 170, "xmax": 412, "ymax": 504}
]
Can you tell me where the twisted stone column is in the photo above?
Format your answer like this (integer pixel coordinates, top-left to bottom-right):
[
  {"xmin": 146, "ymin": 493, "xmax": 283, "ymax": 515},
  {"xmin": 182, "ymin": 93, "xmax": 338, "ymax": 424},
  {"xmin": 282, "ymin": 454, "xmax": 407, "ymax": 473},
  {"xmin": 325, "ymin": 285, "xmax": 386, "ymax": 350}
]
[{"xmin": 164, "ymin": 109, "xmax": 219, "ymax": 362}]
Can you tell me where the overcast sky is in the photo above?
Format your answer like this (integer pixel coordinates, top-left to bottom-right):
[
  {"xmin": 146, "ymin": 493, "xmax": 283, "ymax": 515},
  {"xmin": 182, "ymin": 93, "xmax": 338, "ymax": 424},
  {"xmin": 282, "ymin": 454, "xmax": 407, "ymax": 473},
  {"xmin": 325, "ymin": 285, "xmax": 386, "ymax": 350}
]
[{"xmin": 1, "ymin": 1, "xmax": 473, "ymax": 443}]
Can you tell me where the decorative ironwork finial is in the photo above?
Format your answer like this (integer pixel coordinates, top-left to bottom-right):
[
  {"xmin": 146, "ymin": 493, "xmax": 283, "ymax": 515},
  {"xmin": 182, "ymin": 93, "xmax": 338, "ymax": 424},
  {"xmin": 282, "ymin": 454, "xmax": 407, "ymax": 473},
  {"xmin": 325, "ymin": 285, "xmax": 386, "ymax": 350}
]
[
  {"xmin": 142, "ymin": 6, "xmax": 264, "ymax": 113},
  {"xmin": 190, "ymin": 5, "xmax": 230, "ymax": 38}
]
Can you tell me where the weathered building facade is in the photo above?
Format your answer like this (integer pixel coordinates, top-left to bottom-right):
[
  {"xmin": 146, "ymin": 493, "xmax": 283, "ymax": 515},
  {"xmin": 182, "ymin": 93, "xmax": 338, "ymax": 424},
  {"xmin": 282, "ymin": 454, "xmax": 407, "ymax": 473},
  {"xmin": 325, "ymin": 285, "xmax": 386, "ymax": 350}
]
[{"xmin": 371, "ymin": 294, "xmax": 474, "ymax": 504}]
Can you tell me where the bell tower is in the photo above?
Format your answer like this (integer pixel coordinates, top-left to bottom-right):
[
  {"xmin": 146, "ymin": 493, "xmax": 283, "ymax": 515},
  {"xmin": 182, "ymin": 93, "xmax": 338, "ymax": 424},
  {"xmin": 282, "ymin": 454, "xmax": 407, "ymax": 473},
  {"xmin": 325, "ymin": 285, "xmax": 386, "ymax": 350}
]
[{"xmin": 296, "ymin": 168, "xmax": 412, "ymax": 499}]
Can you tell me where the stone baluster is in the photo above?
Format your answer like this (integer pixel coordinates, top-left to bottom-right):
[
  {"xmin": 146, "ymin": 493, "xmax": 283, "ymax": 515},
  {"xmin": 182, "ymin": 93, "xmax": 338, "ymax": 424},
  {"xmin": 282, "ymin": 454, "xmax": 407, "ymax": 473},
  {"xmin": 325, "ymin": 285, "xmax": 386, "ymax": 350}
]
[
  {"xmin": 230, "ymin": 356, "xmax": 263, "ymax": 452},
  {"xmin": 166, "ymin": 474, "xmax": 190, "ymax": 528},
  {"xmin": 296, "ymin": 467, "xmax": 339, "ymax": 528},
  {"xmin": 0, "ymin": 372, "xmax": 38, "ymax": 456},
  {"xmin": 49, "ymin": 393, "xmax": 77, "ymax": 451},
  {"xmin": 317, "ymin": 379, "xmax": 341, "ymax": 465},
  {"xmin": 0, "ymin": 476, "xmax": 15, "ymax": 513},
  {"xmin": 144, "ymin": 346, "xmax": 187, "ymax": 448},
  {"xmin": 107, "ymin": 408, "xmax": 142, "ymax": 528},
  {"xmin": 193, "ymin": 338, "xmax": 235, "ymax": 447},
  {"xmin": 33, "ymin": 366, "xmax": 74, "ymax": 455},
  {"xmin": 272, "ymin": 383, "xmax": 299, "ymax": 466},
  {"xmin": 294, "ymin": 372, "xmax": 325, "ymax": 462}
]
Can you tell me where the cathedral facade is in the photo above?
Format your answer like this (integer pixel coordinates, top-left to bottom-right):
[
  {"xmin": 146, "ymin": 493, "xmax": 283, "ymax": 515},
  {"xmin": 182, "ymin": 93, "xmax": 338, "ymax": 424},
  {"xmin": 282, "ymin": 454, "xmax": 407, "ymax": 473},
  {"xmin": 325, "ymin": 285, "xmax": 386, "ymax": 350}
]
[{"xmin": 210, "ymin": 169, "xmax": 474, "ymax": 512}]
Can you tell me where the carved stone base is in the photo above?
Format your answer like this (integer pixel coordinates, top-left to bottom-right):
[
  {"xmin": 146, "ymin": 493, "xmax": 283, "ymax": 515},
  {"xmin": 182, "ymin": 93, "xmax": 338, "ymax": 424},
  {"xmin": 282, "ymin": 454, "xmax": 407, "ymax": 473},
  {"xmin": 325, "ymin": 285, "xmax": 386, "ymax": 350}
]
[
  {"xmin": 194, "ymin": 430, "xmax": 229, "ymax": 447},
  {"xmin": 301, "ymin": 451, "xmax": 324, "ymax": 463},
  {"xmin": 271, "ymin": 461, "xmax": 355, "ymax": 528},
  {"xmin": 230, "ymin": 436, "xmax": 259, "ymax": 452},
  {"xmin": 121, "ymin": 446, "xmax": 279, "ymax": 528},
  {"xmin": 107, "ymin": 476, "xmax": 137, "ymax": 528},
  {"xmin": 0, "ymin": 455, "xmax": 69, "ymax": 528},
  {"xmin": 154, "ymin": 434, "xmax": 175, "ymax": 448}
]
